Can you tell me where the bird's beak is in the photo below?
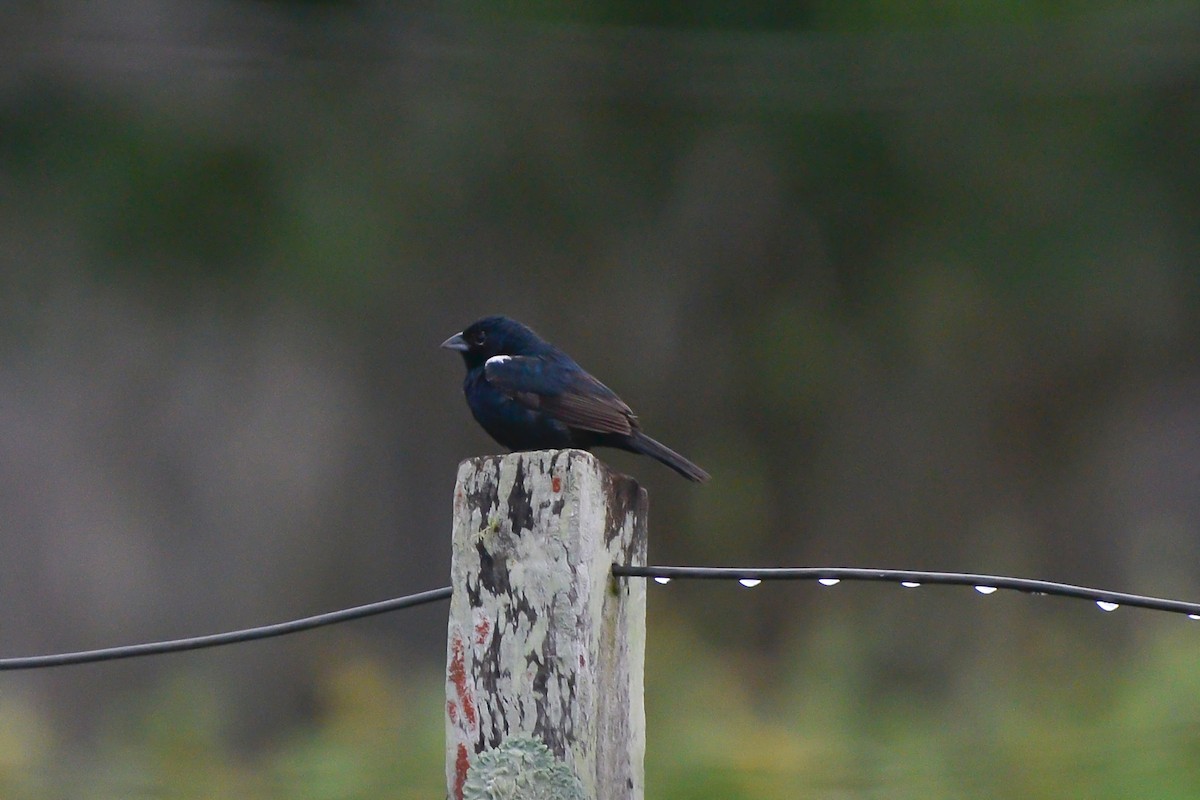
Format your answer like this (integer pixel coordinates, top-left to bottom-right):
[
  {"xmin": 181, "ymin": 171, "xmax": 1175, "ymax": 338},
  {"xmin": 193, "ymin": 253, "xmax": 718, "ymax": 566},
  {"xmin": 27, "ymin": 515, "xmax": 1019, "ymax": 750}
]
[{"xmin": 440, "ymin": 332, "xmax": 470, "ymax": 352}]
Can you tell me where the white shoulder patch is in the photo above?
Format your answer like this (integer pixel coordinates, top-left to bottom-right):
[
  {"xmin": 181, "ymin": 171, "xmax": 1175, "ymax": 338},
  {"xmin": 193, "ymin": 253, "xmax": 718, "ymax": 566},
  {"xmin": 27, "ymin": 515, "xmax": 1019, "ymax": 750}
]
[{"xmin": 485, "ymin": 355, "xmax": 512, "ymax": 368}]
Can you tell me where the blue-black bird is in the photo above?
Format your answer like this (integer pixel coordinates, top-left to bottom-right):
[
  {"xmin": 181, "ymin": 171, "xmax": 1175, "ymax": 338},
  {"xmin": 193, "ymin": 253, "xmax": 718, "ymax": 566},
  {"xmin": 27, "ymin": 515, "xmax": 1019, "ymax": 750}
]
[{"xmin": 442, "ymin": 316, "xmax": 710, "ymax": 483}]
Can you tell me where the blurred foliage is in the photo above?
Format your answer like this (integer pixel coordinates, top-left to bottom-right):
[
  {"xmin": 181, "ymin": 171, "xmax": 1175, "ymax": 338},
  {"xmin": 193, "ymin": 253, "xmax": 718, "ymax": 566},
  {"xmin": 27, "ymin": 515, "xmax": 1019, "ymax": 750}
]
[{"xmin": 1, "ymin": 619, "xmax": 1200, "ymax": 798}]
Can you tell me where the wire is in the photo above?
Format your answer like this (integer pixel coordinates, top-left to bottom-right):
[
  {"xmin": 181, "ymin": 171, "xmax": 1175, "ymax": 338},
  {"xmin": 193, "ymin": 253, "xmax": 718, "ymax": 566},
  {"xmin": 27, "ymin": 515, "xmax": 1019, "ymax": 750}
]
[
  {"xmin": 7, "ymin": 6, "xmax": 1199, "ymax": 107},
  {"xmin": 612, "ymin": 565, "xmax": 1200, "ymax": 619},
  {"xmin": 7, "ymin": 563, "xmax": 1197, "ymax": 671},
  {"xmin": 0, "ymin": 586, "xmax": 451, "ymax": 671}
]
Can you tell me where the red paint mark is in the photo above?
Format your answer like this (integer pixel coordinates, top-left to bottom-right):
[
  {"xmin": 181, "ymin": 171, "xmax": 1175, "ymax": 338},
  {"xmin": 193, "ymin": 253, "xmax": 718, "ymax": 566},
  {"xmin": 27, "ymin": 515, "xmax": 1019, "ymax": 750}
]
[
  {"xmin": 449, "ymin": 634, "xmax": 477, "ymax": 730},
  {"xmin": 454, "ymin": 743, "xmax": 470, "ymax": 800},
  {"xmin": 447, "ymin": 700, "xmax": 458, "ymax": 724},
  {"xmin": 552, "ymin": 476, "xmax": 562, "ymax": 493},
  {"xmin": 474, "ymin": 617, "xmax": 491, "ymax": 645},
  {"xmin": 449, "ymin": 634, "xmax": 466, "ymax": 694},
  {"xmin": 461, "ymin": 688, "xmax": 476, "ymax": 728}
]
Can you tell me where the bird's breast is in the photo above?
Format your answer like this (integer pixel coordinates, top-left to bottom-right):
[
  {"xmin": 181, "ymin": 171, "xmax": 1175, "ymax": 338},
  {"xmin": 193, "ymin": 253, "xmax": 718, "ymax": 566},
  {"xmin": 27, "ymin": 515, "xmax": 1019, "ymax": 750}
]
[{"xmin": 463, "ymin": 369, "xmax": 573, "ymax": 451}]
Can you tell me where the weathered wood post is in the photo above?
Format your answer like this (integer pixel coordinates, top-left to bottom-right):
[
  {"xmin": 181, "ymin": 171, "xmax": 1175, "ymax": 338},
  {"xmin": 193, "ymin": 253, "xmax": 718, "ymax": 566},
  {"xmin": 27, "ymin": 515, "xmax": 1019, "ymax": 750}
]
[{"xmin": 445, "ymin": 449, "xmax": 647, "ymax": 800}]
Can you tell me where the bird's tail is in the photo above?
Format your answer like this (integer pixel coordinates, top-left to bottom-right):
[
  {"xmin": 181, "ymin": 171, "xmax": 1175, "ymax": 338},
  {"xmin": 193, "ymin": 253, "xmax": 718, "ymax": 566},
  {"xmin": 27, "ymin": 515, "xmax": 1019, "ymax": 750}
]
[{"xmin": 627, "ymin": 431, "xmax": 711, "ymax": 483}]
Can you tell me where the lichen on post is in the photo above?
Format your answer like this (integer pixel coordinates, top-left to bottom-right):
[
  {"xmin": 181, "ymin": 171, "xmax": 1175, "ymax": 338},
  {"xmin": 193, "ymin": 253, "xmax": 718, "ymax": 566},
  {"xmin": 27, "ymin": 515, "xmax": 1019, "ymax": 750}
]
[{"xmin": 445, "ymin": 449, "xmax": 647, "ymax": 800}]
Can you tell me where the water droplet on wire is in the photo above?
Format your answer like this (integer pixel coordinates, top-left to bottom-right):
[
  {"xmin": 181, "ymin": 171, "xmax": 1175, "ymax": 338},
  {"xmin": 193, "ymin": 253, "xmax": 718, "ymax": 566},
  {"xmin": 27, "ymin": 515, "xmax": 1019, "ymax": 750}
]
[
  {"xmin": 653, "ymin": 576, "xmax": 671, "ymax": 584},
  {"xmin": 975, "ymin": 586, "xmax": 998, "ymax": 595},
  {"xmin": 901, "ymin": 581, "xmax": 921, "ymax": 588},
  {"xmin": 818, "ymin": 578, "xmax": 840, "ymax": 586},
  {"xmin": 1096, "ymin": 600, "xmax": 1119, "ymax": 612},
  {"xmin": 739, "ymin": 578, "xmax": 762, "ymax": 588}
]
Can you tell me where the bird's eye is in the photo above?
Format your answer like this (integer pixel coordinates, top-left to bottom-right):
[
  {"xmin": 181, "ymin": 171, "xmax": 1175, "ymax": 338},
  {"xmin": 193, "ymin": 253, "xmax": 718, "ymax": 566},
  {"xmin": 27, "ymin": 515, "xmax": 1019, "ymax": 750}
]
[{"xmin": 472, "ymin": 330, "xmax": 487, "ymax": 345}]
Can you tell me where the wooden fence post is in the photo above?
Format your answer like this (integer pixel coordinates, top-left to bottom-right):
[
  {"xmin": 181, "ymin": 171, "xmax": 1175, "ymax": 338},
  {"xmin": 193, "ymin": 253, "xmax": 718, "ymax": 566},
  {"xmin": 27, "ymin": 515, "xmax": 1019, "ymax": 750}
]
[{"xmin": 445, "ymin": 449, "xmax": 647, "ymax": 800}]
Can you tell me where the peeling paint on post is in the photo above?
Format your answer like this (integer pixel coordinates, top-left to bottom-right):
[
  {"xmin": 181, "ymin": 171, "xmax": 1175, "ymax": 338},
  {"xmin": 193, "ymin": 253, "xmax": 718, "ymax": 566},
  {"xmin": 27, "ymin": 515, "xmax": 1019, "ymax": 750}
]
[{"xmin": 446, "ymin": 450, "xmax": 647, "ymax": 800}]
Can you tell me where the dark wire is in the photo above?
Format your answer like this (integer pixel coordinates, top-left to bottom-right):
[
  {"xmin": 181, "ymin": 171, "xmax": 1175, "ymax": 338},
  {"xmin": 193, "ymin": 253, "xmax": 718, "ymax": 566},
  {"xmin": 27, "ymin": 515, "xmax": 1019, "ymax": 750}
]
[
  {"xmin": 612, "ymin": 565, "xmax": 1200, "ymax": 618},
  {"xmin": 8, "ymin": 564, "xmax": 1198, "ymax": 671},
  {"xmin": 0, "ymin": 586, "xmax": 452, "ymax": 671}
]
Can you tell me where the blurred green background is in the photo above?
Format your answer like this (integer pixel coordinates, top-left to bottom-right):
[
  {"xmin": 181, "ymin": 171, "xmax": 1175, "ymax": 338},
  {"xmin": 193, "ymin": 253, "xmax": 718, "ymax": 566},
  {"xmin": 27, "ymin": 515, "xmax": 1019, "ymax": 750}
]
[{"xmin": 2, "ymin": 2, "xmax": 1200, "ymax": 797}]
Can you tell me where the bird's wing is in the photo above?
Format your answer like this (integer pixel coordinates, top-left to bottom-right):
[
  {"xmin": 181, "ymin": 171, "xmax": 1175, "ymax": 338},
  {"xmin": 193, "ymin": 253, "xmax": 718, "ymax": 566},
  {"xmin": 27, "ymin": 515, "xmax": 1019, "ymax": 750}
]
[{"xmin": 484, "ymin": 355, "xmax": 636, "ymax": 435}]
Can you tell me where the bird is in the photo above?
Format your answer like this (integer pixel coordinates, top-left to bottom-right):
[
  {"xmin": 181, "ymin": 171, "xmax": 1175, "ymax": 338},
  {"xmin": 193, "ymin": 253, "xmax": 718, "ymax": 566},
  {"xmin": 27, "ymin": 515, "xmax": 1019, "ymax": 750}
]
[{"xmin": 442, "ymin": 315, "xmax": 710, "ymax": 483}]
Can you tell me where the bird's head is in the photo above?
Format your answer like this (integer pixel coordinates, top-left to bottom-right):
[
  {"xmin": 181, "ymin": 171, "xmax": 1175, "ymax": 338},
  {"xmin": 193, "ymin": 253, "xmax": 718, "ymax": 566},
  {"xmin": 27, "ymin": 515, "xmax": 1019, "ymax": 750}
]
[{"xmin": 441, "ymin": 316, "xmax": 547, "ymax": 368}]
